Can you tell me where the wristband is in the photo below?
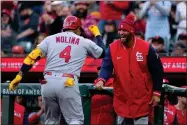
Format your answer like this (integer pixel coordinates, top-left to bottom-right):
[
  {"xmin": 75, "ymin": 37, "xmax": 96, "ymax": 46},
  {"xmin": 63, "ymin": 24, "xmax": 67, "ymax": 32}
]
[{"xmin": 20, "ymin": 63, "xmax": 33, "ymax": 73}]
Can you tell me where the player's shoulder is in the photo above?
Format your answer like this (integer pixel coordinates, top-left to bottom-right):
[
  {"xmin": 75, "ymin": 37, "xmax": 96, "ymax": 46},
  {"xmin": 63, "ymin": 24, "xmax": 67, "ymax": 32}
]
[
  {"xmin": 48, "ymin": 32, "xmax": 63, "ymax": 38},
  {"xmin": 136, "ymin": 37, "xmax": 150, "ymax": 46},
  {"xmin": 83, "ymin": 37, "xmax": 94, "ymax": 43},
  {"xmin": 44, "ymin": 32, "xmax": 68, "ymax": 41},
  {"xmin": 74, "ymin": 35, "xmax": 93, "ymax": 44},
  {"xmin": 44, "ymin": 33, "xmax": 59, "ymax": 40},
  {"xmin": 61, "ymin": 31, "xmax": 85, "ymax": 41}
]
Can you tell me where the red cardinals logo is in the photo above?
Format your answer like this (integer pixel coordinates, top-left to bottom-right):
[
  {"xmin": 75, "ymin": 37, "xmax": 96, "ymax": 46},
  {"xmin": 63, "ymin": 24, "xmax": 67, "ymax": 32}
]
[
  {"xmin": 64, "ymin": 20, "xmax": 75, "ymax": 27},
  {"xmin": 136, "ymin": 51, "xmax": 143, "ymax": 61}
]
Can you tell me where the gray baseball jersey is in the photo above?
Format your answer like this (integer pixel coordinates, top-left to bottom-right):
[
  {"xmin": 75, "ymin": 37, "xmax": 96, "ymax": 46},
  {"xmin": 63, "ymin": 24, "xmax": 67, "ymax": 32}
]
[{"xmin": 37, "ymin": 31, "xmax": 103, "ymax": 77}]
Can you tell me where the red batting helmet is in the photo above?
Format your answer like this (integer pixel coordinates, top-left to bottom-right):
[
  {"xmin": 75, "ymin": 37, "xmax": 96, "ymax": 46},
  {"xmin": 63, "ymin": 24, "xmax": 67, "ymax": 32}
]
[{"xmin": 63, "ymin": 16, "xmax": 82, "ymax": 30}]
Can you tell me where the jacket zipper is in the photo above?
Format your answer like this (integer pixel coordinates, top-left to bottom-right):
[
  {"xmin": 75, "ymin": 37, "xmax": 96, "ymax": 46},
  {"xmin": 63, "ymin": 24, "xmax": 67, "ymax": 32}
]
[{"xmin": 129, "ymin": 49, "xmax": 133, "ymax": 78}]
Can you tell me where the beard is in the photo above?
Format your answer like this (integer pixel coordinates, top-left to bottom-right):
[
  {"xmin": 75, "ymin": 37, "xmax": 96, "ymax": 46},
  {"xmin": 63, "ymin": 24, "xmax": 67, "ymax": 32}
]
[
  {"xmin": 75, "ymin": 9, "xmax": 87, "ymax": 19},
  {"xmin": 120, "ymin": 33, "xmax": 132, "ymax": 43}
]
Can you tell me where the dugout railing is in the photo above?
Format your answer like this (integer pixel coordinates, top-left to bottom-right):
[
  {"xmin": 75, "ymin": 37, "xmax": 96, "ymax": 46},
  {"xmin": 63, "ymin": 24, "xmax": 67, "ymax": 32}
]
[{"xmin": 1, "ymin": 83, "xmax": 186, "ymax": 125}]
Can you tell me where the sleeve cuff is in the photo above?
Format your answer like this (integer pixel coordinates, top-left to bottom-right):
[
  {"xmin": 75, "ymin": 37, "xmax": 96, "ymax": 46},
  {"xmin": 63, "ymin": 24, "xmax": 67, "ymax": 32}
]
[
  {"xmin": 153, "ymin": 91, "xmax": 161, "ymax": 97},
  {"xmin": 94, "ymin": 78, "xmax": 106, "ymax": 85}
]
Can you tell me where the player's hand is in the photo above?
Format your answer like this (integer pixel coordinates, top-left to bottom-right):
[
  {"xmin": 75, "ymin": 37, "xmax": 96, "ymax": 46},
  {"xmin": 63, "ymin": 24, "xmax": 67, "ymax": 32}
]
[
  {"xmin": 9, "ymin": 74, "xmax": 22, "ymax": 91},
  {"xmin": 88, "ymin": 25, "xmax": 101, "ymax": 37},
  {"xmin": 95, "ymin": 80, "xmax": 104, "ymax": 90},
  {"xmin": 149, "ymin": 95, "xmax": 160, "ymax": 106},
  {"xmin": 64, "ymin": 77, "xmax": 75, "ymax": 87}
]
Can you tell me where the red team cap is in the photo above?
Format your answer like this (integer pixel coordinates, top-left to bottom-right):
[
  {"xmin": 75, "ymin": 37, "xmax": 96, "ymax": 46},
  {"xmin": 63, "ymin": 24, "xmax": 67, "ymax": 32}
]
[
  {"xmin": 63, "ymin": 16, "xmax": 82, "ymax": 30},
  {"xmin": 118, "ymin": 13, "xmax": 136, "ymax": 34}
]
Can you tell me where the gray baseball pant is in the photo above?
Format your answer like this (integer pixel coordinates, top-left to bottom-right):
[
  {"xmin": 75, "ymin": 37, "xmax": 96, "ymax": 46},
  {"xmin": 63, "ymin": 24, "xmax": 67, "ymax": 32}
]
[
  {"xmin": 117, "ymin": 115, "xmax": 148, "ymax": 125},
  {"xmin": 41, "ymin": 72, "xmax": 84, "ymax": 125}
]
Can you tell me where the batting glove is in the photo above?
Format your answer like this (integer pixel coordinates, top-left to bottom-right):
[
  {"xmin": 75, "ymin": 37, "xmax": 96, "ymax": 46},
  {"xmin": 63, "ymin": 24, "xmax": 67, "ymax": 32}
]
[
  {"xmin": 64, "ymin": 77, "xmax": 75, "ymax": 87},
  {"xmin": 9, "ymin": 74, "xmax": 22, "ymax": 91},
  {"xmin": 88, "ymin": 25, "xmax": 101, "ymax": 37}
]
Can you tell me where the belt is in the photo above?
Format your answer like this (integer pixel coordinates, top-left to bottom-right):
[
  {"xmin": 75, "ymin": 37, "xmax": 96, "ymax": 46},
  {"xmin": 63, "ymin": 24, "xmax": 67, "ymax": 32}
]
[
  {"xmin": 40, "ymin": 72, "xmax": 75, "ymax": 85},
  {"xmin": 45, "ymin": 72, "xmax": 74, "ymax": 79}
]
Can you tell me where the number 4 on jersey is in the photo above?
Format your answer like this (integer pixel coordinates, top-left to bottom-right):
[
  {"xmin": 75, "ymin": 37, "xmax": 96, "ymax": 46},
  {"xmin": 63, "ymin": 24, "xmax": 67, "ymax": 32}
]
[{"xmin": 59, "ymin": 46, "xmax": 71, "ymax": 63}]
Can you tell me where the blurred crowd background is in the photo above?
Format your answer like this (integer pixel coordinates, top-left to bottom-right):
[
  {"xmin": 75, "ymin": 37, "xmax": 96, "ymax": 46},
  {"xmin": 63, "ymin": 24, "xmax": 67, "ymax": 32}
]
[{"xmin": 1, "ymin": 1, "xmax": 186, "ymax": 57}]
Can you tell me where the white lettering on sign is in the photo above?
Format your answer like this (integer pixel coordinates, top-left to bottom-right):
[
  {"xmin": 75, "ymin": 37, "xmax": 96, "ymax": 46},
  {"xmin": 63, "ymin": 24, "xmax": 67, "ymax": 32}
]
[
  {"xmin": 1, "ymin": 62, "xmax": 22, "ymax": 68},
  {"xmin": 1, "ymin": 63, "xmax": 7, "ymax": 68},
  {"xmin": 163, "ymin": 63, "xmax": 170, "ymax": 69},
  {"xmin": 25, "ymin": 89, "xmax": 41, "ymax": 95},
  {"xmin": 33, "ymin": 89, "xmax": 36, "ymax": 95},
  {"xmin": 2, "ymin": 89, "xmax": 41, "ymax": 95},
  {"xmin": 10, "ymin": 63, "xmax": 15, "ymax": 68},
  {"xmin": 17, "ymin": 89, "xmax": 24, "ymax": 94},
  {"xmin": 163, "ymin": 62, "xmax": 186, "ymax": 69},
  {"xmin": 8, "ymin": 90, "xmax": 17, "ymax": 94},
  {"xmin": 25, "ymin": 89, "xmax": 29, "ymax": 95},
  {"xmin": 172, "ymin": 63, "xmax": 186, "ymax": 69},
  {"xmin": 29, "ymin": 90, "xmax": 33, "ymax": 95},
  {"xmin": 3, "ymin": 89, "xmax": 9, "ymax": 94},
  {"xmin": 37, "ymin": 90, "xmax": 41, "ymax": 95}
]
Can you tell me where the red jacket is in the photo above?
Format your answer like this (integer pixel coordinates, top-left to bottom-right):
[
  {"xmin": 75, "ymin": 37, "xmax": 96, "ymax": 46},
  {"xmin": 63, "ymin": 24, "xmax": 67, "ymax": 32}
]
[
  {"xmin": 110, "ymin": 38, "xmax": 153, "ymax": 118},
  {"xmin": 99, "ymin": 1, "xmax": 129, "ymax": 20},
  {"xmin": 164, "ymin": 103, "xmax": 186, "ymax": 125},
  {"xmin": 14, "ymin": 102, "xmax": 25, "ymax": 125},
  {"xmin": 1, "ymin": 101, "xmax": 25, "ymax": 125}
]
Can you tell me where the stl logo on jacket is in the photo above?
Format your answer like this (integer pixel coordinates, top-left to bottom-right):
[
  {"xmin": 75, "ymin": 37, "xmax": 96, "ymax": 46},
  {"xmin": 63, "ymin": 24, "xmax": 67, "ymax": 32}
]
[{"xmin": 136, "ymin": 51, "xmax": 143, "ymax": 61}]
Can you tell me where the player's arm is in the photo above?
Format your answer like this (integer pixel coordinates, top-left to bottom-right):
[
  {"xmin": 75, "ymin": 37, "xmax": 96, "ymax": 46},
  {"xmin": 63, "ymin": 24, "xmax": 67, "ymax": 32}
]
[
  {"xmin": 20, "ymin": 47, "xmax": 43, "ymax": 74},
  {"xmin": 147, "ymin": 44, "xmax": 164, "ymax": 96},
  {"xmin": 88, "ymin": 25, "xmax": 105, "ymax": 58},
  {"xmin": 95, "ymin": 47, "xmax": 113, "ymax": 85},
  {"xmin": 9, "ymin": 48, "xmax": 44, "ymax": 90},
  {"xmin": 9, "ymin": 37, "xmax": 48, "ymax": 91},
  {"xmin": 95, "ymin": 35, "xmax": 105, "ymax": 58}
]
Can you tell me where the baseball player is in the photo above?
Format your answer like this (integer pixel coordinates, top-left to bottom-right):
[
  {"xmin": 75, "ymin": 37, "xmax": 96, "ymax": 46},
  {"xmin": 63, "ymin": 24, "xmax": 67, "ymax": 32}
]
[
  {"xmin": 95, "ymin": 13, "xmax": 164, "ymax": 125},
  {"xmin": 9, "ymin": 16, "xmax": 105, "ymax": 124}
]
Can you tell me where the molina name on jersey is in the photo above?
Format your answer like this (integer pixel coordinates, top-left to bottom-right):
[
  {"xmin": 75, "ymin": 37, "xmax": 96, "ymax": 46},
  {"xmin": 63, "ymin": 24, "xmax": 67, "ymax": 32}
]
[{"xmin": 56, "ymin": 36, "xmax": 80, "ymax": 45}]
